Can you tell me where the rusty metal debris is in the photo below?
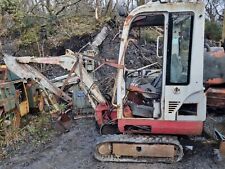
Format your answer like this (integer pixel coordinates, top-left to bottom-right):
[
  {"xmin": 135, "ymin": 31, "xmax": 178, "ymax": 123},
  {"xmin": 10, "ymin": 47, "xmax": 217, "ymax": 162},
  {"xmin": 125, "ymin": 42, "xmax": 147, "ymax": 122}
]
[
  {"xmin": 220, "ymin": 141, "xmax": 225, "ymax": 159},
  {"xmin": 2, "ymin": 48, "xmax": 110, "ymax": 134},
  {"xmin": 4, "ymin": 54, "xmax": 72, "ymax": 103},
  {"xmin": 73, "ymin": 114, "xmax": 95, "ymax": 120},
  {"xmin": 0, "ymin": 65, "xmax": 44, "ymax": 128},
  {"xmin": 56, "ymin": 109, "xmax": 72, "ymax": 133},
  {"xmin": 1, "ymin": 24, "xmax": 119, "ymax": 133},
  {"xmin": 215, "ymin": 129, "xmax": 225, "ymax": 141},
  {"xmin": 214, "ymin": 122, "xmax": 225, "ymax": 160},
  {"xmin": 206, "ymin": 87, "xmax": 225, "ymax": 108},
  {"xmin": 1, "ymin": 1, "xmax": 225, "ymax": 164},
  {"xmin": 4, "ymin": 52, "xmax": 107, "ymax": 106}
]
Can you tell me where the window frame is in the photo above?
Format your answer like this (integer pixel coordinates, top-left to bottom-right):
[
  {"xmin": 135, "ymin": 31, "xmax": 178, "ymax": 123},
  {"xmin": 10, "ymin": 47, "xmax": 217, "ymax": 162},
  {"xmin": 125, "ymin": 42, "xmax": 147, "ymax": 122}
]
[{"xmin": 166, "ymin": 12, "xmax": 194, "ymax": 86}]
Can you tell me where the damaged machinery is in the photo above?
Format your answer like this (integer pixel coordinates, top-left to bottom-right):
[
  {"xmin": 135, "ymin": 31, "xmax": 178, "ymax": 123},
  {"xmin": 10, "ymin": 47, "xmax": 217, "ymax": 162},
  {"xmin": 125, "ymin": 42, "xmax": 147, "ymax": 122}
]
[
  {"xmin": 0, "ymin": 65, "xmax": 44, "ymax": 128},
  {"xmin": 3, "ymin": 0, "xmax": 225, "ymax": 163},
  {"xmin": 94, "ymin": 0, "xmax": 206, "ymax": 162},
  {"xmin": 204, "ymin": 46, "xmax": 225, "ymax": 108}
]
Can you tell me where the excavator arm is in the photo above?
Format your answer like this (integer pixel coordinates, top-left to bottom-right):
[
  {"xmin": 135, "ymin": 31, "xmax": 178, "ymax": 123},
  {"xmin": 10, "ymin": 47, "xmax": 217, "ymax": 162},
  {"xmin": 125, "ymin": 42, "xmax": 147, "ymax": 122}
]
[{"xmin": 4, "ymin": 50, "xmax": 106, "ymax": 108}]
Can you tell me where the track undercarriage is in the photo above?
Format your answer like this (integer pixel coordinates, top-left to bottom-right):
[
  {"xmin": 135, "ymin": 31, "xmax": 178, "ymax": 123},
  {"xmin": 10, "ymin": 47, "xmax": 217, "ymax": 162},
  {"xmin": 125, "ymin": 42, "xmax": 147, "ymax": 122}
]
[{"xmin": 95, "ymin": 134, "xmax": 183, "ymax": 163}]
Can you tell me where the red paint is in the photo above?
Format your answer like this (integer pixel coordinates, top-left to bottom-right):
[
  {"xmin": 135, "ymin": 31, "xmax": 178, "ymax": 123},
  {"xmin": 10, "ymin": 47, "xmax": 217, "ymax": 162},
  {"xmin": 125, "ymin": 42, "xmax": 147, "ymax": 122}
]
[
  {"xmin": 95, "ymin": 103, "xmax": 109, "ymax": 126},
  {"xmin": 95, "ymin": 104, "xmax": 203, "ymax": 136},
  {"xmin": 124, "ymin": 15, "xmax": 133, "ymax": 26},
  {"xmin": 95, "ymin": 103, "xmax": 118, "ymax": 126},
  {"xmin": 123, "ymin": 106, "xmax": 133, "ymax": 118},
  {"xmin": 129, "ymin": 85, "xmax": 144, "ymax": 93},
  {"xmin": 118, "ymin": 119, "xmax": 203, "ymax": 136},
  {"xmin": 110, "ymin": 110, "xmax": 117, "ymax": 121},
  {"xmin": 209, "ymin": 50, "xmax": 225, "ymax": 58}
]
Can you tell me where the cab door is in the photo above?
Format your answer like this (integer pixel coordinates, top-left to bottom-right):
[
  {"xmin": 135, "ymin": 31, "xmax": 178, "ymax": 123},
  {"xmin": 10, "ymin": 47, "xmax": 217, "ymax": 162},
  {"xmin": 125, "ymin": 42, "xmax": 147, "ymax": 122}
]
[{"xmin": 163, "ymin": 12, "xmax": 206, "ymax": 121}]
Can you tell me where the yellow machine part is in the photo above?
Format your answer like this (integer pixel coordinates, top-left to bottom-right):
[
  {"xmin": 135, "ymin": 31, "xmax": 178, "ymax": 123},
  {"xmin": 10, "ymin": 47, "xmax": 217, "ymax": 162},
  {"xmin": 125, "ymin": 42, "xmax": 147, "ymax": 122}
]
[
  {"xmin": 18, "ymin": 83, "xmax": 29, "ymax": 117},
  {"xmin": 19, "ymin": 100, "xmax": 29, "ymax": 117}
]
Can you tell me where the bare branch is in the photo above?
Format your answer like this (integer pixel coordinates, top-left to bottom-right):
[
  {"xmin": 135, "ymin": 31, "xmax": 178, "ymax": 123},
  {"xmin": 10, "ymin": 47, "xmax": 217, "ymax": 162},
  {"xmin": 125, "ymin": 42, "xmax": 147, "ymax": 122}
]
[{"xmin": 55, "ymin": 0, "xmax": 83, "ymax": 16}]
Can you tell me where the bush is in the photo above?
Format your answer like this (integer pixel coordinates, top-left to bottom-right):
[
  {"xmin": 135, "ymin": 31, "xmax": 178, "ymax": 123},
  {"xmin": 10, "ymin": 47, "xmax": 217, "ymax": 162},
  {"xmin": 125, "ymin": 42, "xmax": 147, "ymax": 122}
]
[{"xmin": 205, "ymin": 19, "xmax": 222, "ymax": 41}]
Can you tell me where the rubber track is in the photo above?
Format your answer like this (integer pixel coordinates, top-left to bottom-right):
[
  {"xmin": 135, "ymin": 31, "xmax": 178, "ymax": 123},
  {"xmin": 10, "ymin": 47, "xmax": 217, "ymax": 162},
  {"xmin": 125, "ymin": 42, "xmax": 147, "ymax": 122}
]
[{"xmin": 94, "ymin": 134, "xmax": 183, "ymax": 163}]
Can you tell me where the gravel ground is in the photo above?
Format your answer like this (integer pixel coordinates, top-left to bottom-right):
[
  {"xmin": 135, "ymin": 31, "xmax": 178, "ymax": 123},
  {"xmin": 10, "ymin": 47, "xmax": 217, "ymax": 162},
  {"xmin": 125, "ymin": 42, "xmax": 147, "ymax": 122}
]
[{"xmin": 1, "ymin": 117, "xmax": 225, "ymax": 169}]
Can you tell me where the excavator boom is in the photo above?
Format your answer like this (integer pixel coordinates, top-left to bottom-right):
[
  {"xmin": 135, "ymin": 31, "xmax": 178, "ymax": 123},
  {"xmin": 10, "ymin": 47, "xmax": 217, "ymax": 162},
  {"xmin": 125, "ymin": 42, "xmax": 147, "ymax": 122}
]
[{"xmin": 4, "ymin": 52, "xmax": 106, "ymax": 108}]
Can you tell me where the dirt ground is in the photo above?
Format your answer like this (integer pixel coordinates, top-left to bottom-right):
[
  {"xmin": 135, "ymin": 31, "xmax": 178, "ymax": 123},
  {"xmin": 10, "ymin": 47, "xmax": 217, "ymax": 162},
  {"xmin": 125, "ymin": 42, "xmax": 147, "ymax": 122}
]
[{"xmin": 1, "ymin": 116, "xmax": 225, "ymax": 169}]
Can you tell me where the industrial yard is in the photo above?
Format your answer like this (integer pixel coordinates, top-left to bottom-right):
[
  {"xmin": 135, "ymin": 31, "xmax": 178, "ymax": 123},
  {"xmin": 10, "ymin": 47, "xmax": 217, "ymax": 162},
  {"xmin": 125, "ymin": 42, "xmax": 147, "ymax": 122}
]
[{"xmin": 1, "ymin": 0, "xmax": 225, "ymax": 168}]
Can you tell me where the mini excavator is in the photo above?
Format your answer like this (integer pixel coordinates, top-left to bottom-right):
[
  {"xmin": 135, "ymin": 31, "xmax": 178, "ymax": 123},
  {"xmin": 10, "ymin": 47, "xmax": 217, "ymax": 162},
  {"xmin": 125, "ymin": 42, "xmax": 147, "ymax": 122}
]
[
  {"xmin": 4, "ymin": 0, "xmax": 224, "ymax": 163},
  {"xmin": 94, "ymin": 0, "xmax": 206, "ymax": 162}
]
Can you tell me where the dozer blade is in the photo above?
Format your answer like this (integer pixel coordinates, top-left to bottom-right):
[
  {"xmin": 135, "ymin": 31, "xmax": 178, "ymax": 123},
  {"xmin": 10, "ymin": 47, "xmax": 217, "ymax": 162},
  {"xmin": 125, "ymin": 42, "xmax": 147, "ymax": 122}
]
[{"xmin": 94, "ymin": 134, "xmax": 183, "ymax": 163}]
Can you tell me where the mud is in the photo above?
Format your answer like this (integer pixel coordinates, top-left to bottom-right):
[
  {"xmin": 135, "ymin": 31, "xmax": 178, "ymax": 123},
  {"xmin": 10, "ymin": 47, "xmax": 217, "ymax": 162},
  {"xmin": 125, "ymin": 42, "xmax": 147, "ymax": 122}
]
[{"xmin": 0, "ymin": 118, "xmax": 225, "ymax": 169}]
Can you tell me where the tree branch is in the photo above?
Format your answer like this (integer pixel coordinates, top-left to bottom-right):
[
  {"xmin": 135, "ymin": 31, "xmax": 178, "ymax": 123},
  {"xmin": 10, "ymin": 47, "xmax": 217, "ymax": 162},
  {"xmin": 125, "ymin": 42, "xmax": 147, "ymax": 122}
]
[{"xmin": 55, "ymin": 0, "xmax": 82, "ymax": 16}]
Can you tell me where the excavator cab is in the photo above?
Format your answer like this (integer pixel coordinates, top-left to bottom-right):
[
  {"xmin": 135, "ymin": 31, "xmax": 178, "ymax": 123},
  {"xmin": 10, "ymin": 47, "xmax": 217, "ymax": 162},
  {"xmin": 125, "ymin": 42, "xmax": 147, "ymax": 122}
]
[
  {"xmin": 116, "ymin": 1, "xmax": 206, "ymax": 135},
  {"xmin": 94, "ymin": 1, "xmax": 206, "ymax": 163}
]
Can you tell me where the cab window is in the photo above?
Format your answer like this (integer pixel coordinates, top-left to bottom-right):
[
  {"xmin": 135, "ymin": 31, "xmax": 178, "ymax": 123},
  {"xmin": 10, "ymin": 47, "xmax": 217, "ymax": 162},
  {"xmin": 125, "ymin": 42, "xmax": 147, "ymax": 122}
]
[{"xmin": 166, "ymin": 12, "xmax": 194, "ymax": 85}]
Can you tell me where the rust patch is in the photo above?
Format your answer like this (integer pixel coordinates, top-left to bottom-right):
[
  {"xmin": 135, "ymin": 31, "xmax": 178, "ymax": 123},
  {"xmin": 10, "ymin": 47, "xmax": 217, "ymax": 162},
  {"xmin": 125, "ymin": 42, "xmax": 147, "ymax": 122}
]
[
  {"xmin": 129, "ymin": 85, "xmax": 144, "ymax": 93},
  {"xmin": 209, "ymin": 50, "xmax": 225, "ymax": 58},
  {"xmin": 104, "ymin": 62, "xmax": 123, "ymax": 69},
  {"xmin": 123, "ymin": 105, "xmax": 133, "ymax": 118},
  {"xmin": 206, "ymin": 78, "xmax": 225, "ymax": 85},
  {"xmin": 112, "ymin": 143, "xmax": 175, "ymax": 158},
  {"xmin": 124, "ymin": 15, "xmax": 133, "ymax": 26},
  {"xmin": 206, "ymin": 87, "xmax": 225, "ymax": 108},
  {"xmin": 220, "ymin": 141, "xmax": 225, "ymax": 158}
]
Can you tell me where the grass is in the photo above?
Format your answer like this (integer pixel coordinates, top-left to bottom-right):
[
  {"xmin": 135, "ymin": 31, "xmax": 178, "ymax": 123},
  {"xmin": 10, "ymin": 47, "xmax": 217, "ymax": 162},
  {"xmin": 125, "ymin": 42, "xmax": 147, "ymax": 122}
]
[{"xmin": 0, "ymin": 112, "xmax": 56, "ymax": 160}]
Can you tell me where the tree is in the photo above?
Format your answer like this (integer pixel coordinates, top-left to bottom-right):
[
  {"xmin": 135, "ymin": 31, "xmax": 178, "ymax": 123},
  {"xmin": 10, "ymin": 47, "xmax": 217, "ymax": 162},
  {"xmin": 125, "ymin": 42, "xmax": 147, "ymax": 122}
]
[
  {"xmin": 205, "ymin": 0, "xmax": 224, "ymax": 22},
  {"xmin": 205, "ymin": 19, "xmax": 222, "ymax": 41},
  {"xmin": 95, "ymin": 0, "xmax": 100, "ymax": 20},
  {"xmin": 105, "ymin": 0, "xmax": 113, "ymax": 15}
]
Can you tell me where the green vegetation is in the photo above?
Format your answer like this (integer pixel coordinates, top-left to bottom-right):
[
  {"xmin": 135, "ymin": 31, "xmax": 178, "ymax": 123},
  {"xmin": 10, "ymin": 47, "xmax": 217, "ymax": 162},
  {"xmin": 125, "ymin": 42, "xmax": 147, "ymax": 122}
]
[
  {"xmin": 0, "ymin": 113, "xmax": 55, "ymax": 160},
  {"xmin": 0, "ymin": 0, "xmax": 21, "ymax": 14},
  {"xmin": 0, "ymin": 0, "xmax": 112, "ymax": 54},
  {"xmin": 141, "ymin": 28, "xmax": 160, "ymax": 43},
  {"xmin": 205, "ymin": 19, "xmax": 222, "ymax": 41}
]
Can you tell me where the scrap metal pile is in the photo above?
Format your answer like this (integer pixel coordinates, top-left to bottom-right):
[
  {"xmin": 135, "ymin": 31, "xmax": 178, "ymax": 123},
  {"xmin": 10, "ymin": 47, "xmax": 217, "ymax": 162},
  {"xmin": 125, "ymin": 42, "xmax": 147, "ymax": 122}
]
[
  {"xmin": 1, "ymin": 0, "xmax": 225, "ymax": 164},
  {"xmin": 0, "ymin": 24, "xmax": 111, "ymax": 129},
  {"xmin": 2, "ymin": 22, "xmax": 161, "ymax": 119}
]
